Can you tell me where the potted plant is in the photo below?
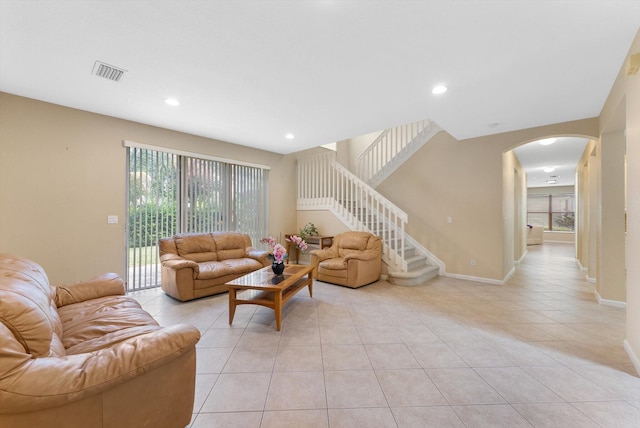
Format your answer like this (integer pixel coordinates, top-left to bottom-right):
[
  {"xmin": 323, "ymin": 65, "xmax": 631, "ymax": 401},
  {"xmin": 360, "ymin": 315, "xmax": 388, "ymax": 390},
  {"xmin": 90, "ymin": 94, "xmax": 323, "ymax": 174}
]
[{"xmin": 299, "ymin": 223, "xmax": 319, "ymax": 240}]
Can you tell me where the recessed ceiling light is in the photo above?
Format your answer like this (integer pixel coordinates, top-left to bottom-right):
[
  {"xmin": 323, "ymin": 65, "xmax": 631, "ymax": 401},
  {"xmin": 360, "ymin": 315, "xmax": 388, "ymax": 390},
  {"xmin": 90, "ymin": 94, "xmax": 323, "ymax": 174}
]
[
  {"xmin": 432, "ymin": 85, "xmax": 447, "ymax": 95},
  {"xmin": 488, "ymin": 123, "xmax": 500, "ymax": 128},
  {"xmin": 285, "ymin": 133, "xmax": 295, "ymax": 140},
  {"xmin": 543, "ymin": 167, "xmax": 555, "ymax": 173},
  {"xmin": 164, "ymin": 98, "xmax": 180, "ymax": 106},
  {"xmin": 546, "ymin": 180, "xmax": 558, "ymax": 184},
  {"xmin": 538, "ymin": 138, "xmax": 556, "ymax": 146}
]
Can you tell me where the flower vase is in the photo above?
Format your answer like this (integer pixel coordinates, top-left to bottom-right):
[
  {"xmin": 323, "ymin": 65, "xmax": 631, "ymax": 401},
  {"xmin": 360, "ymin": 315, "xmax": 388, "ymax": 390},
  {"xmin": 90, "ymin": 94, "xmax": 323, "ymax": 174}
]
[{"xmin": 271, "ymin": 261, "xmax": 285, "ymax": 275}]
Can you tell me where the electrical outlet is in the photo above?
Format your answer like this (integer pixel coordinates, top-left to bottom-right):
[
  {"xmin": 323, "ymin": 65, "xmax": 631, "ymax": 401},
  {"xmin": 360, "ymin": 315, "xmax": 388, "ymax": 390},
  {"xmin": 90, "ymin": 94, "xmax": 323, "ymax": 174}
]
[
  {"xmin": 107, "ymin": 215, "xmax": 118, "ymax": 224},
  {"xmin": 470, "ymin": 258, "xmax": 476, "ymax": 266},
  {"xmin": 447, "ymin": 216, "xmax": 452, "ymax": 224}
]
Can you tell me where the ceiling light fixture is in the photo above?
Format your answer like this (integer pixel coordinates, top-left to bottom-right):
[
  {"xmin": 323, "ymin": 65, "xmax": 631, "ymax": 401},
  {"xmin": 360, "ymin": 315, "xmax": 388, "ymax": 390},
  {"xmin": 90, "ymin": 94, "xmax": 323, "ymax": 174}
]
[
  {"xmin": 543, "ymin": 167, "xmax": 555, "ymax": 173},
  {"xmin": 285, "ymin": 133, "xmax": 295, "ymax": 140},
  {"xmin": 538, "ymin": 138, "xmax": 556, "ymax": 146},
  {"xmin": 546, "ymin": 180, "xmax": 558, "ymax": 184},
  {"xmin": 432, "ymin": 85, "xmax": 447, "ymax": 95},
  {"xmin": 164, "ymin": 98, "xmax": 180, "ymax": 106}
]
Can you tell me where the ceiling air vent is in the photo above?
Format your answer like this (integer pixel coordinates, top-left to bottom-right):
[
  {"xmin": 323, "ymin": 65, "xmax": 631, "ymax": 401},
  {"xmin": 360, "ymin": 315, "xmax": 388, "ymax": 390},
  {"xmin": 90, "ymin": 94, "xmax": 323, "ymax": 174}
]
[{"xmin": 92, "ymin": 61, "xmax": 126, "ymax": 82}]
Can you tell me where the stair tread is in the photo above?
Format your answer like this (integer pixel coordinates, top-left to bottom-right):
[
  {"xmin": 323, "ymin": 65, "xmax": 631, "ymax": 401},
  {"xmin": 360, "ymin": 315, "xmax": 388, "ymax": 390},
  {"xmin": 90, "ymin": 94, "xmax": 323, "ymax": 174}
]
[{"xmin": 388, "ymin": 264, "xmax": 438, "ymax": 278}]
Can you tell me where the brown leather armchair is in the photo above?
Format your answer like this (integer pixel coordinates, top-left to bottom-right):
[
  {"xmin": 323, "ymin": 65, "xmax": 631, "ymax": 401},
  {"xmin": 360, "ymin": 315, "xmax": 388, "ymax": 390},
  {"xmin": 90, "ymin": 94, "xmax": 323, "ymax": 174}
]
[{"xmin": 310, "ymin": 231, "xmax": 382, "ymax": 288}]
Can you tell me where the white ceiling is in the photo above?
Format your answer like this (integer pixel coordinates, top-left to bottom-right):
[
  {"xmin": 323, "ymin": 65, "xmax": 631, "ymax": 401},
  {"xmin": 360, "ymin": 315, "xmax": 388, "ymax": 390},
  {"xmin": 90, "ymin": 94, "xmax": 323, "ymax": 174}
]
[
  {"xmin": 512, "ymin": 137, "xmax": 589, "ymax": 188},
  {"xmin": 0, "ymin": 1, "xmax": 638, "ymax": 155}
]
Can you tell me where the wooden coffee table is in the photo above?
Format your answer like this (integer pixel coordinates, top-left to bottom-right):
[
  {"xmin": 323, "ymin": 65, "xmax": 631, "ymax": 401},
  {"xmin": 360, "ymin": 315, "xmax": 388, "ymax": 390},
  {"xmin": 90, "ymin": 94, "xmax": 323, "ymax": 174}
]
[{"xmin": 227, "ymin": 264, "xmax": 314, "ymax": 331}]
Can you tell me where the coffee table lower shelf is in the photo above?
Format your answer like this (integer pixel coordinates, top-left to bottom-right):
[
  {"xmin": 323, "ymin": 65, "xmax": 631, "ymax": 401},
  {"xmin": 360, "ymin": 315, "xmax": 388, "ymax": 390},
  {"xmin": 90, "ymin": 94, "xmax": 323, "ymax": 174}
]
[{"xmin": 227, "ymin": 265, "xmax": 314, "ymax": 331}]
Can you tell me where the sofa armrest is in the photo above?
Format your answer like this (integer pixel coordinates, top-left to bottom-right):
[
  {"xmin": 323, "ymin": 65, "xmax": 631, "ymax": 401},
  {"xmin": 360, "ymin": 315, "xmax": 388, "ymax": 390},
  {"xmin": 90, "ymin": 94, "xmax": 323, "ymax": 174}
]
[
  {"xmin": 161, "ymin": 258, "xmax": 198, "ymax": 270},
  {"xmin": 0, "ymin": 324, "xmax": 200, "ymax": 414},
  {"xmin": 161, "ymin": 258, "xmax": 199, "ymax": 277},
  {"xmin": 344, "ymin": 250, "xmax": 379, "ymax": 262},
  {"xmin": 246, "ymin": 247, "xmax": 270, "ymax": 265},
  {"xmin": 54, "ymin": 273, "xmax": 125, "ymax": 307},
  {"xmin": 310, "ymin": 248, "xmax": 336, "ymax": 263}
]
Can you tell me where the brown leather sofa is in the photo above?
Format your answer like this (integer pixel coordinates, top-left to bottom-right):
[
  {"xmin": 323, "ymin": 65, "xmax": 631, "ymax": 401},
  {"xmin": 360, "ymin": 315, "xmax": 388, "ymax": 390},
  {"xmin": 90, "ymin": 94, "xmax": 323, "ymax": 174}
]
[
  {"xmin": 310, "ymin": 231, "xmax": 382, "ymax": 288},
  {"xmin": 0, "ymin": 253, "xmax": 200, "ymax": 428},
  {"xmin": 159, "ymin": 232, "xmax": 270, "ymax": 301}
]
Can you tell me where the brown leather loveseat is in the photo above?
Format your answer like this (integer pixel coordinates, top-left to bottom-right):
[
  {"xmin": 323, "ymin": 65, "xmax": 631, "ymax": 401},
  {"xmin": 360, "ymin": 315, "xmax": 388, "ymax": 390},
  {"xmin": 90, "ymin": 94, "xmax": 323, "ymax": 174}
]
[
  {"xmin": 159, "ymin": 232, "xmax": 270, "ymax": 301},
  {"xmin": 311, "ymin": 231, "xmax": 382, "ymax": 288},
  {"xmin": 0, "ymin": 253, "xmax": 200, "ymax": 428}
]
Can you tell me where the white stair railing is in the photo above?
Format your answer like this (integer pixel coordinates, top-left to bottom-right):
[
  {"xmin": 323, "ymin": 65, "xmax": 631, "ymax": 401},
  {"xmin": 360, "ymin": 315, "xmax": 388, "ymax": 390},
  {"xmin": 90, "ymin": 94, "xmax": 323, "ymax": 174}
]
[
  {"xmin": 355, "ymin": 119, "xmax": 441, "ymax": 187},
  {"xmin": 297, "ymin": 152, "xmax": 408, "ymax": 271}
]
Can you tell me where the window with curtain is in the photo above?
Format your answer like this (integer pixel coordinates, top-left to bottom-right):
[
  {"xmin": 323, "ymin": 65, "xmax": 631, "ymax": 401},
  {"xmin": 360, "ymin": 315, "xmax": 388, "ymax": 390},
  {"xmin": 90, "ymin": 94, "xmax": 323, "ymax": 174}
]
[
  {"xmin": 527, "ymin": 193, "xmax": 575, "ymax": 231},
  {"xmin": 126, "ymin": 143, "xmax": 269, "ymax": 291}
]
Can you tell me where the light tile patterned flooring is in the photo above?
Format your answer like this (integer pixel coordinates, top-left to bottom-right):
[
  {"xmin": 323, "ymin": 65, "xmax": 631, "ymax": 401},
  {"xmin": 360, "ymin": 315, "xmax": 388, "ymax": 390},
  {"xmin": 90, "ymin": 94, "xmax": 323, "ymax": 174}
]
[{"xmin": 131, "ymin": 243, "xmax": 640, "ymax": 427}]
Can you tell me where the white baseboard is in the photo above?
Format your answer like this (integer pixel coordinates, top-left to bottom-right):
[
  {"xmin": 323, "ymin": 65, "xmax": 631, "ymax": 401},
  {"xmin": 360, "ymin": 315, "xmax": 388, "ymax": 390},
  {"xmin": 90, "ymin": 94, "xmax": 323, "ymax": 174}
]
[
  {"xmin": 442, "ymin": 272, "xmax": 505, "ymax": 285},
  {"xmin": 503, "ymin": 266, "xmax": 515, "ymax": 283},
  {"xmin": 514, "ymin": 250, "xmax": 527, "ymax": 265},
  {"xmin": 594, "ymin": 290, "xmax": 626, "ymax": 308},
  {"xmin": 576, "ymin": 259, "xmax": 588, "ymax": 272},
  {"xmin": 623, "ymin": 340, "xmax": 640, "ymax": 376}
]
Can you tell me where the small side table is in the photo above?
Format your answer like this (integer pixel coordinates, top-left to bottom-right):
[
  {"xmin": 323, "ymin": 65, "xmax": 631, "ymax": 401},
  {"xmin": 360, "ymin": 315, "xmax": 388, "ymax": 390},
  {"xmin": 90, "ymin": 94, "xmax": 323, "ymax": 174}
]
[{"xmin": 285, "ymin": 235, "xmax": 334, "ymax": 264}]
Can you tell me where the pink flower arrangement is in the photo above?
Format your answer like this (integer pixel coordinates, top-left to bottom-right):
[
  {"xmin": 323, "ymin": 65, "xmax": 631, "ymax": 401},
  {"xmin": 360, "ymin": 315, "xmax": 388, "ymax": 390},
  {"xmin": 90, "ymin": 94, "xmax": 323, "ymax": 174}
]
[
  {"xmin": 272, "ymin": 243, "xmax": 287, "ymax": 263},
  {"xmin": 286, "ymin": 235, "xmax": 308, "ymax": 252},
  {"xmin": 260, "ymin": 236, "xmax": 288, "ymax": 264},
  {"xmin": 261, "ymin": 235, "xmax": 309, "ymax": 264},
  {"xmin": 260, "ymin": 236, "xmax": 277, "ymax": 248}
]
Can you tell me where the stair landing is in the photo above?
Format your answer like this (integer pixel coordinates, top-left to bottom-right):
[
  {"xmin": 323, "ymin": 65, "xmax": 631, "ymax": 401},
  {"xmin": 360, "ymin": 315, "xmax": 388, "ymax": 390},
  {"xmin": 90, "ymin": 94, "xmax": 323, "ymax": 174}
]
[{"xmin": 388, "ymin": 264, "xmax": 439, "ymax": 286}]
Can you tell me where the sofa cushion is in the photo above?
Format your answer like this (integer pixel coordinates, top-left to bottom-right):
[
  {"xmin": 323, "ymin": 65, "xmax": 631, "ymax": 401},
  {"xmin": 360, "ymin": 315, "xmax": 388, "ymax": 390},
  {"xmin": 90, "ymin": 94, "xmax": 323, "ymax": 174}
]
[
  {"xmin": 318, "ymin": 265, "xmax": 348, "ymax": 279},
  {"xmin": 175, "ymin": 233, "xmax": 218, "ymax": 262},
  {"xmin": 338, "ymin": 233, "xmax": 370, "ymax": 258},
  {"xmin": 58, "ymin": 296, "xmax": 158, "ymax": 351},
  {"xmin": 340, "ymin": 234, "xmax": 369, "ymax": 251},
  {"xmin": 197, "ymin": 261, "xmax": 234, "ymax": 280},
  {"xmin": 65, "ymin": 324, "xmax": 163, "ymax": 355},
  {"xmin": 213, "ymin": 232, "xmax": 248, "ymax": 260},
  {"xmin": 319, "ymin": 258, "xmax": 347, "ymax": 270},
  {"xmin": 222, "ymin": 258, "xmax": 264, "ymax": 275}
]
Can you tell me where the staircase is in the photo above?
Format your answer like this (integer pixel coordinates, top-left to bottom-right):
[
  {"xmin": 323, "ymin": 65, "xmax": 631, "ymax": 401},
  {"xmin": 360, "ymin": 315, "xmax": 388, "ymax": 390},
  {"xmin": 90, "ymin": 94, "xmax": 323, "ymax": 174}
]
[
  {"xmin": 297, "ymin": 151, "xmax": 442, "ymax": 285},
  {"xmin": 350, "ymin": 201, "xmax": 440, "ymax": 286},
  {"xmin": 355, "ymin": 119, "xmax": 442, "ymax": 187}
]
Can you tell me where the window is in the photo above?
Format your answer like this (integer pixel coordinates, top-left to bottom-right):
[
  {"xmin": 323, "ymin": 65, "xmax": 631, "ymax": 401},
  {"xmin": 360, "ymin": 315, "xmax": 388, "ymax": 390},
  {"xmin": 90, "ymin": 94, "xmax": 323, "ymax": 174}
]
[
  {"xmin": 126, "ymin": 143, "xmax": 269, "ymax": 291},
  {"xmin": 527, "ymin": 193, "xmax": 575, "ymax": 231}
]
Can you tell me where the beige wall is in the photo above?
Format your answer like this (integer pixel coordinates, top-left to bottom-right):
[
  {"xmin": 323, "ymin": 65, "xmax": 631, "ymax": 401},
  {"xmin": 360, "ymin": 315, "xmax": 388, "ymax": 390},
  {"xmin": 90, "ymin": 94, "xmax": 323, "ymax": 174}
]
[
  {"xmin": 503, "ymin": 150, "xmax": 527, "ymax": 273},
  {"xmin": 514, "ymin": 159, "xmax": 528, "ymax": 262},
  {"xmin": 336, "ymin": 130, "xmax": 383, "ymax": 171},
  {"xmin": 588, "ymin": 143, "xmax": 601, "ymax": 281},
  {"xmin": 543, "ymin": 231, "xmax": 575, "ymax": 243},
  {"xmin": 0, "ymin": 93, "xmax": 297, "ymax": 284},
  {"xmin": 599, "ymin": 29, "xmax": 640, "ymax": 369},
  {"xmin": 598, "ymin": 130, "xmax": 627, "ymax": 302},
  {"xmin": 296, "ymin": 210, "xmax": 350, "ymax": 239},
  {"xmin": 375, "ymin": 119, "xmax": 598, "ymax": 281},
  {"xmin": 575, "ymin": 140, "xmax": 596, "ymax": 271}
]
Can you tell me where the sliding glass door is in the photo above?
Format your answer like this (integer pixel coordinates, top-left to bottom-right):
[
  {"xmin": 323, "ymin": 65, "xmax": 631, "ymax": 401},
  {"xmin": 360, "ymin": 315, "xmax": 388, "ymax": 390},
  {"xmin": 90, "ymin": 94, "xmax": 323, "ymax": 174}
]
[{"xmin": 126, "ymin": 144, "xmax": 268, "ymax": 291}]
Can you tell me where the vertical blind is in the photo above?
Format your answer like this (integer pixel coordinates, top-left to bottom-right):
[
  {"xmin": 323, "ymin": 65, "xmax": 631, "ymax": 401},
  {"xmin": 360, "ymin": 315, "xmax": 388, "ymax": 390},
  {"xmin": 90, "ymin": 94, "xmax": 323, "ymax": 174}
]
[
  {"xmin": 126, "ymin": 144, "xmax": 269, "ymax": 291},
  {"xmin": 527, "ymin": 193, "xmax": 575, "ymax": 231}
]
